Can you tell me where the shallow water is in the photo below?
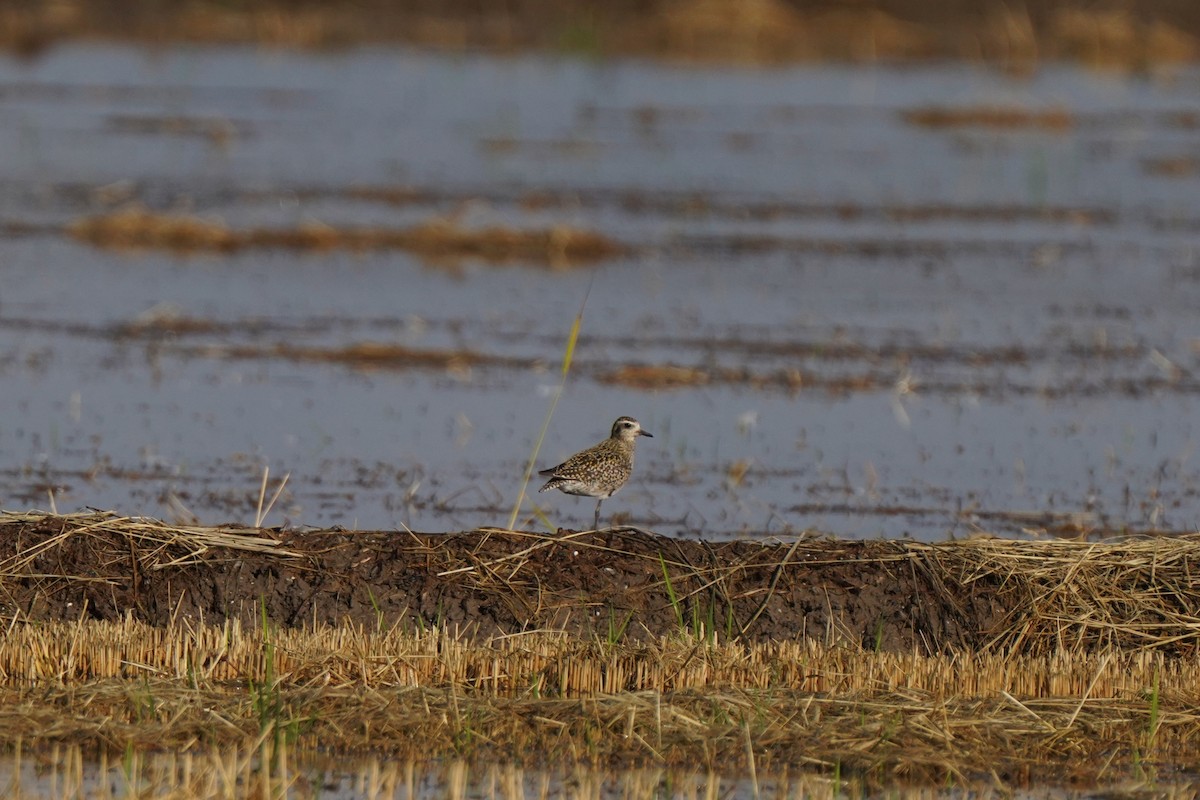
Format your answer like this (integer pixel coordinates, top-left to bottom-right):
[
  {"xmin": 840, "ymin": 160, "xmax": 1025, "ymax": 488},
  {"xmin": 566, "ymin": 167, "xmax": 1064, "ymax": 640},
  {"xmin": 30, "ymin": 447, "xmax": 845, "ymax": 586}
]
[
  {"xmin": 0, "ymin": 750, "xmax": 808, "ymax": 799},
  {"xmin": 0, "ymin": 749, "xmax": 1179, "ymax": 800},
  {"xmin": 3, "ymin": 46, "xmax": 1200, "ymax": 538}
]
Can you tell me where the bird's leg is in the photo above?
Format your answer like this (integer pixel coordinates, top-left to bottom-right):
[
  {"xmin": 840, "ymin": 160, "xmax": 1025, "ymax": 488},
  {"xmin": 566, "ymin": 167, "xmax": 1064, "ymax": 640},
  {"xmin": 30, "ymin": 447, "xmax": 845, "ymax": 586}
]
[{"xmin": 593, "ymin": 499, "xmax": 603, "ymax": 531}]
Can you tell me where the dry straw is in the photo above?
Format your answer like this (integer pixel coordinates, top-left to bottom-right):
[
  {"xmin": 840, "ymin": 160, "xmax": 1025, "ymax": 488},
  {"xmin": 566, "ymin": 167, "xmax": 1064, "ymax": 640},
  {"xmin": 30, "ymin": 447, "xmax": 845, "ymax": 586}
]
[
  {"xmin": 3, "ymin": 511, "xmax": 1200, "ymax": 787},
  {"xmin": 0, "ymin": 614, "xmax": 1193, "ymax": 701},
  {"xmin": 0, "ymin": 616, "xmax": 1195, "ymax": 786},
  {"xmin": 66, "ymin": 206, "xmax": 623, "ymax": 266},
  {"xmin": 928, "ymin": 535, "xmax": 1200, "ymax": 652},
  {"xmin": 0, "ymin": 510, "xmax": 295, "ymax": 577}
]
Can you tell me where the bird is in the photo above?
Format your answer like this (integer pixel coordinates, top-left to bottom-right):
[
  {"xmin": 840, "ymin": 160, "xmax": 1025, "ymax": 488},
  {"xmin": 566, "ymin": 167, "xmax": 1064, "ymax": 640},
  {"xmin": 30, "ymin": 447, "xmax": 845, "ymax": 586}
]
[{"xmin": 538, "ymin": 416, "xmax": 652, "ymax": 530}]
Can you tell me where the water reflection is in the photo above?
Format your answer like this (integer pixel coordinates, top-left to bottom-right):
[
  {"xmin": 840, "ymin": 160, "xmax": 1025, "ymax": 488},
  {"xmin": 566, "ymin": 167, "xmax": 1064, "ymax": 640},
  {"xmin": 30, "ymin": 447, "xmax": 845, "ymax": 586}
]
[{"xmin": 4, "ymin": 746, "xmax": 1188, "ymax": 799}]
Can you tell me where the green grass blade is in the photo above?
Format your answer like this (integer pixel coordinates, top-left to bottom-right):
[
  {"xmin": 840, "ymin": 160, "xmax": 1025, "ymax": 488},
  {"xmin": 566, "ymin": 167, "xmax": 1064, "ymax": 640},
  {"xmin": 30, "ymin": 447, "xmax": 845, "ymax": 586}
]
[
  {"xmin": 560, "ymin": 310, "xmax": 581, "ymax": 379},
  {"xmin": 506, "ymin": 282, "xmax": 591, "ymax": 530},
  {"xmin": 659, "ymin": 551, "xmax": 684, "ymax": 631}
]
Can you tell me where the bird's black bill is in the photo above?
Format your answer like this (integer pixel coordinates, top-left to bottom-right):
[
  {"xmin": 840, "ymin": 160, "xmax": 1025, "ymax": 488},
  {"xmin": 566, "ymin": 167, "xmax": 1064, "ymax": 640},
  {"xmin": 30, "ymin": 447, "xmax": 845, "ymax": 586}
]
[{"xmin": 640, "ymin": 430, "xmax": 653, "ymax": 437}]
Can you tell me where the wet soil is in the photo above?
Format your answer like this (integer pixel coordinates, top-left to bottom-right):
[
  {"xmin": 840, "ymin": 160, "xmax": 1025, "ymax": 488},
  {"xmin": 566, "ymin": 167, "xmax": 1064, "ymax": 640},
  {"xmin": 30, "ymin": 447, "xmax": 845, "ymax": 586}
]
[{"xmin": 0, "ymin": 515, "xmax": 1007, "ymax": 653}]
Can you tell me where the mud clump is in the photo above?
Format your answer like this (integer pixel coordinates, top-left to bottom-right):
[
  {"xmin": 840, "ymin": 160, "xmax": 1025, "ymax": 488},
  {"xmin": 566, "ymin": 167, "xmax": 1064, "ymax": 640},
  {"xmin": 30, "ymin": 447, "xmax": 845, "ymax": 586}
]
[{"xmin": 0, "ymin": 514, "xmax": 1000, "ymax": 652}]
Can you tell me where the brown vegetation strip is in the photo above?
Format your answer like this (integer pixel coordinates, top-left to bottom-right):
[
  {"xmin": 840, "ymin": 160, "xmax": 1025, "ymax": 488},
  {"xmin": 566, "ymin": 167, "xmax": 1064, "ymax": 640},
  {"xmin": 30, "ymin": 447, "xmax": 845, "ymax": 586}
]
[
  {"xmin": 597, "ymin": 337, "xmax": 1144, "ymax": 366},
  {"xmin": 601, "ymin": 363, "xmax": 883, "ymax": 392},
  {"xmin": 105, "ymin": 113, "xmax": 249, "ymax": 145},
  {"xmin": 67, "ymin": 206, "xmax": 624, "ymax": 265},
  {"xmin": 901, "ymin": 107, "xmax": 1075, "ymax": 130},
  {"xmin": 598, "ymin": 361, "xmax": 1200, "ymax": 398},
  {"xmin": 0, "ymin": 612, "xmax": 1188, "ymax": 702},
  {"xmin": 2, "ymin": 0, "xmax": 1200, "ymax": 67},
  {"xmin": 1144, "ymin": 156, "xmax": 1200, "ymax": 177},
  {"xmin": 319, "ymin": 184, "xmax": 1120, "ymax": 227},
  {"xmin": 0, "ymin": 612, "xmax": 1196, "ymax": 785},
  {"xmin": 166, "ymin": 341, "xmax": 537, "ymax": 373}
]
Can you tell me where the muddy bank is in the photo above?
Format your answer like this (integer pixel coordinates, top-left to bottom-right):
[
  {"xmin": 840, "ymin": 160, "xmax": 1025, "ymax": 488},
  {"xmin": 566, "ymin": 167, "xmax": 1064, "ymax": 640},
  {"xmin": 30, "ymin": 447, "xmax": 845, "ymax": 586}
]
[{"xmin": 3, "ymin": 513, "xmax": 1198, "ymax": 654}]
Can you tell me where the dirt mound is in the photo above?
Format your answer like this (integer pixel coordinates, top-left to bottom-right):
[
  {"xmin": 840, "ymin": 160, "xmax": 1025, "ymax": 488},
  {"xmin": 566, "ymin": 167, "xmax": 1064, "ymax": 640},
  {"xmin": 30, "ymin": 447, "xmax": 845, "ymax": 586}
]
[
  {"xmin": 0, "ymin": 514, "xmax": 988, "ymax": 651},
  {"xmin": 3, "ymin": 513, "xmax": 1198, "ymax": 654}
]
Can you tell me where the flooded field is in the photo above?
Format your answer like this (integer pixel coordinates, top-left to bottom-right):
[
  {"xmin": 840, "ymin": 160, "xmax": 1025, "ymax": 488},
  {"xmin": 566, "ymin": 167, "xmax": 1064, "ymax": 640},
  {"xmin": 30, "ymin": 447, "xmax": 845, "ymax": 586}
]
[
  {"xmin": 4, "ymin": 47, "xmax": 1200, "ymax": 541},
  {"xmin": 5, "ymin": 37, "xmax": 1200, "ymax": 799}
]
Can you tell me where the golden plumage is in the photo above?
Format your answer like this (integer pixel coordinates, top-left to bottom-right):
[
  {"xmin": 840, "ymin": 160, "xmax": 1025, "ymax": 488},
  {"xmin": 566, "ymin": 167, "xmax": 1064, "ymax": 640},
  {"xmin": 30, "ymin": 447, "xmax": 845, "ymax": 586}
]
[{"xmin": 538, "ymin": 416, "xmax": 652, "ymax": 529}]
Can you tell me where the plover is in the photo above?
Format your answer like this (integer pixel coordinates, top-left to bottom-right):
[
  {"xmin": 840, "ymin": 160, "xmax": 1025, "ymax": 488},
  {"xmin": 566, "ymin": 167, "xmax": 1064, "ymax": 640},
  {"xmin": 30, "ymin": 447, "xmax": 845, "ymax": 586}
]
[{"xmin": 538, "ymin": 416, "xmax": 652, "ymax": 530}]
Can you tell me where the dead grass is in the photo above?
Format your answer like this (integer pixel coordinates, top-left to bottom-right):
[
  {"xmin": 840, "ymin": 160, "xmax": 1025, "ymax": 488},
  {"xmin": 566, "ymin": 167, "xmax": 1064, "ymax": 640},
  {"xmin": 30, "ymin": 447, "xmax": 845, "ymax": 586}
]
[
  {"xmin": 105, "ymin": 114, "xmax": 245, "ymax": 148},
  {"xmin": 3, "ymin": 0, "xmax": 1199, "ymax": 68},
  {"xmin": 199, "ymin": 341, "xmax": 520, "ymax": 372},
  {"xmin": 1049, "ymin": 8, "xmax": 1200, "ymax": 66},
  {"xmin": 932, "ymin": 535, "xmax": 1200, "ymax": 653},
  {"xmin": 901, "ymin": 107, "xmax": 1075, "ymax": 131},
  {"xmin": 0, "ymin": 608, "xmax": 1187, "ymax": 699},
  {"xmin": 1144, "ymin": 156, "xmax": 1200, "ymax": 177},
  {"xmin": 1, "ymin": 512, "xmax": 1200, "ymax": 786},
  {"xmin": 599, "ymin": 363, "xmax": 868, "ymax": 392},
  {"xmin": 0, "ymin": 616, "xmax": 1198, "ymax": 786},
  {"xmin": 66, "ymin": 206, "xmax": 624, "ymax": 266},
  {"xmin": 0, "ymin": 511, "xmax": 293, "ymax": 579},
  {"xmin": 602, "ymin": 364, "xmax": 713, "ymax": 389}
]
